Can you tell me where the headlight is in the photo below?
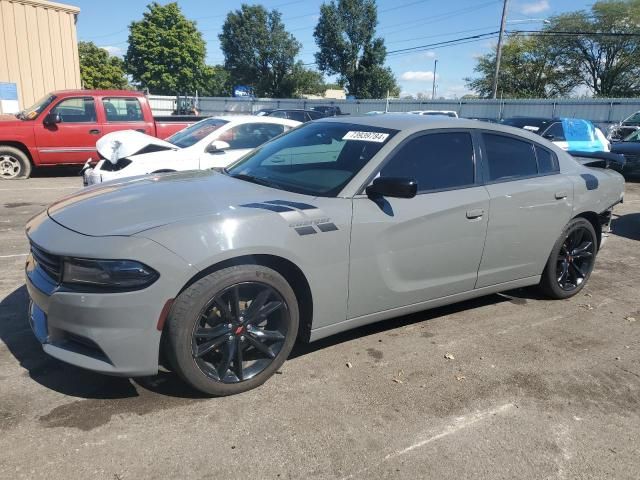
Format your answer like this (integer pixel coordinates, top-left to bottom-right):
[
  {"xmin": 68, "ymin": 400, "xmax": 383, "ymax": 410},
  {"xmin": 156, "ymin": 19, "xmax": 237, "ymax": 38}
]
[{"xmin": 62, "ymin": 258, "xmax": 159, "ymax": 290}]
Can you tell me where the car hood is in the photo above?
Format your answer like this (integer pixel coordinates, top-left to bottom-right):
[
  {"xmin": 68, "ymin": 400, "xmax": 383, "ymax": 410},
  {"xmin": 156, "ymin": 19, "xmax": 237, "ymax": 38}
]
[
  {"xmin": 47, "ymin": 170, "xmax": 315, "ymax": 236},
  {"xmin": 97, "ymin": 130, "xmax": 177, "ymax": 164},
  {"xmin": 0, "ymin": 115, "xmax": 25, "ymax": 126}
]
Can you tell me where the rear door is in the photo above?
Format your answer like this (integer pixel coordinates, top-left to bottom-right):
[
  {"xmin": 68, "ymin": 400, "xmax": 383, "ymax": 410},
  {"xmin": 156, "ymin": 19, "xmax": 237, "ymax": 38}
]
[
  {"xmin": 34, "ymin": 96, "xmax": 101, "ymax": 164},
  {"xmin": 99, "ymin": 96, "xmax": 154, "ymax": 136},
  {"xmin": 348, "ymin": 130, "xmax": 490, "ymax": 319},
  {"xmin": 475, "ymin": 131, "xmax": 573, "ymax": 288}
]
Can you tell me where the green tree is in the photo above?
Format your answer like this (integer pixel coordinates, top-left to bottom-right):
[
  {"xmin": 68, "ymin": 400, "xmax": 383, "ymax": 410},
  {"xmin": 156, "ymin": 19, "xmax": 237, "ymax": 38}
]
[
  {"xmin": 78, "ymin": 41, "xmax": 128, "ymax": 89},
  {"xmin": 220, "ymin": 4, "xmax": 301, "ymax": 97},
  {"xmin": 545, "ymin": 0, "xmax": 640, "ymax": 97},
  {"xmin": 465, "ymin": 34, "xmax": 575, "ymax": 98},
  {"xmin": 313, "ymin": 0, "xmax": 399, "ymax": 98},
  {"xmin": 125, "ymin": 2, "xmax": 208, "ymax": 95},
  {"xmin": 287, "ymin": 62, "xmax": 327, "ymax": 97},
  {"xmin": 201, "ymin": 65, "xmax": 231, "ymax": 97}
]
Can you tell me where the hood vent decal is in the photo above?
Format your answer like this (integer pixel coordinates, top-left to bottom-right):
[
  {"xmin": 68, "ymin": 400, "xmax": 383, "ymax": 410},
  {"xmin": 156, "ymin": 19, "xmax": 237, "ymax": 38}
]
[{"xmin": 240, "ymin": 201, "xmax": 338, "ymax": 236}]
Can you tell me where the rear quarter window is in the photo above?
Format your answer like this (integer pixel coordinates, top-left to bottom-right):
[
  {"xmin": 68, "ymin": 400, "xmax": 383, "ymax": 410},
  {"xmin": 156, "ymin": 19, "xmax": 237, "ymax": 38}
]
[{"xmin": 482, "ymin": 133, "xmax": 538, "ymax": 182}]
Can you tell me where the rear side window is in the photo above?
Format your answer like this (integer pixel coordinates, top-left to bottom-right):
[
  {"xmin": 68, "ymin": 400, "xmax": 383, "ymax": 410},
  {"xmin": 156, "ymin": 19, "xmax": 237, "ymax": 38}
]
[
  {"xmin": 380, "ymin": 132, "xmax": 475, "ymax": 192},
  {"xmin": 103, "ymin": 98, "xmax": 144, "ymax": 122},
  {"xmin": 535, "ymin": 145, "xmax": 559, "ymax": 173},
  {"xmin": 288, "ymin": 111, "xmax": 306, "ymax": 122},
  {"xmin": 482, "ymin": 133, "xmax": 538, "ymax": 182}
]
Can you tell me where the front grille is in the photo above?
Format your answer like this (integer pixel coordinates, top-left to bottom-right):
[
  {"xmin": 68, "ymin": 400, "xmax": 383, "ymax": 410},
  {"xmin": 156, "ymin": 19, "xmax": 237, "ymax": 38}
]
[{"xmin": 30, "ymin": 243, "xmax": 62, "ymax": 282}]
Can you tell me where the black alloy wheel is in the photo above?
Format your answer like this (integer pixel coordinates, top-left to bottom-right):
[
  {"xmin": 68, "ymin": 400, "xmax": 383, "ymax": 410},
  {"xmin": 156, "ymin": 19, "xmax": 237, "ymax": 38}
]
[
  {"xmin": 167, "ymin": 265, "xmax": 299, "ymax": 396},
  {"xmin": 556, "ymin": 227, "xmax": 595, "ymax": 291},
  {"xmin": 539, "ymin": 217, "xmax": 598, "ymax": 299},
  {"xmin": 191, "ymin": 282, "xmax": 288, "ymax": 383}
]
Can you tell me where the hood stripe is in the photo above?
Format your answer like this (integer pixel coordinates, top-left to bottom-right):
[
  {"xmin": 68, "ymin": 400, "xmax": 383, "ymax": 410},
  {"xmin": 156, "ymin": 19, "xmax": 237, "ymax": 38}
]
[
  {"xmin": 240, "ymin": 202, "xmax": 295, "ymax": 213},
  {"xmin": 263, "ymin": 200, "xmax": 318, "ymax": 211}
]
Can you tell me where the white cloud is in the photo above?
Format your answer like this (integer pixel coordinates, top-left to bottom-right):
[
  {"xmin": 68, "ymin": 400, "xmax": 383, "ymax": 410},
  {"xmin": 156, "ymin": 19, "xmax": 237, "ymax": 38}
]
[
  {"xmin": 400, "ymin": 71, "xmax": 437, "ymax": 82},
  {"xmin": 100, "ymin": 45, "xmax": 123, "ymax": 57},
  {"xmin": 519, "ymin": 0, "xmax": 550, "ymax": 15}
]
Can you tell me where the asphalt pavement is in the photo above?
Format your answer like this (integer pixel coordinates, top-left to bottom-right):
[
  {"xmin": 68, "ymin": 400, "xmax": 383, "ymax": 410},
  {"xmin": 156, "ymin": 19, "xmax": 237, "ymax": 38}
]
[{"xmin": 0, "ymin": 175, "xmax": 639, "ymax": 480}]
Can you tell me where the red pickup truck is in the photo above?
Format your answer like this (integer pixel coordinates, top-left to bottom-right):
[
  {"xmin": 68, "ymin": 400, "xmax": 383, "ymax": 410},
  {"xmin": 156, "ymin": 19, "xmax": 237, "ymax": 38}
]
[{"xmin": 0, "ymin": 90, "xmax": 200, "ymax": 179}]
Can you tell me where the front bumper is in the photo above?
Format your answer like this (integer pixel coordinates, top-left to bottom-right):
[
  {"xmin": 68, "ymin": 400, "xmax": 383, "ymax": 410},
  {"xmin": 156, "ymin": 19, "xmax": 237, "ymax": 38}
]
[
  {"xmin": 25, "ymin": 211, "xmax": 197, "ymax": 376},
  {"xmin": 82, "ymin": 163, "xmax": 102, "ymax": 186}
]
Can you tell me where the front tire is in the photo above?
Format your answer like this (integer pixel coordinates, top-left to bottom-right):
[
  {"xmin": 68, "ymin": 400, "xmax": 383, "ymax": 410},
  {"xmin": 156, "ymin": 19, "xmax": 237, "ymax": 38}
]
[
  {"xmin": 166, "ymin": 265, "xmax": 299, "ymax": 396},
  {"xmin": 539, "ymin": 217, "xmax": 598, "ymax": 299},
  {"xmin": 0, "ymin": 146, "xmax": 32, "ymax": 179}
]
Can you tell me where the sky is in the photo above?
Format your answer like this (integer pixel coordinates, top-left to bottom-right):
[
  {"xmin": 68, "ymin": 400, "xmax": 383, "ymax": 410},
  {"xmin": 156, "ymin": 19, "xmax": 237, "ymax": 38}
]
[{"xmin": 73, "ymin": 0, "xmax": 595, "ymax": 98}]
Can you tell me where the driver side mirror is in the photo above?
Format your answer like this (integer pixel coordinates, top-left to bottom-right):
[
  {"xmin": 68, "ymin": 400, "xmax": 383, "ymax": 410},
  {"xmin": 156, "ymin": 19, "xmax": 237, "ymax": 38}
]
[
  {"xmin": 43, "ymin": 112, "xmax": 61, "ymax": 126},
  {"xmin": 205, "ymin": 140, "xmax": 230, "ymax": 154},
  {"xmin": 366, "ymin": 177, "xmax": 417, "ymax": 199}
]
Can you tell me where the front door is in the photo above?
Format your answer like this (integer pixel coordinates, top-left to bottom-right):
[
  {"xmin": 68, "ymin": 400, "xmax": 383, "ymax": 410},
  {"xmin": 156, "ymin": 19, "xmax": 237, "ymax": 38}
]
[
  {"xmin": 475, "ymin": 132, "xmax": 573, "ymax": 287},
  {"xmin": 34, "ymin": 96, "xmax": 101, "ymax": 164},
  {"xmin": 348, "ymin": 131, "xmax": 490, "ymax": 319}
]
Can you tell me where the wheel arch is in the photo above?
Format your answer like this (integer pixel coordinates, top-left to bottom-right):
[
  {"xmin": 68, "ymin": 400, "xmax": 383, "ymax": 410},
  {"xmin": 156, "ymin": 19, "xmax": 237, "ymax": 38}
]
[
  {"xmin": 176, "ymin": 254, "xmax": 314, "ymax": 342},
  {"xmin": 0, "ymin": 141, "xmax": 34, "ymax": 163},
  {"xmin": 574, "ymin": 211, "xmax": 601, "ymax": 249}
]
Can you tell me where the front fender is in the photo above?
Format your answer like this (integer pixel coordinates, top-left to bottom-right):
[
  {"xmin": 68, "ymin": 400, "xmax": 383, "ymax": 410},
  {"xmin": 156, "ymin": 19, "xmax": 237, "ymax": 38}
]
[{"xmin": 137, "ymin": 196, "xmax": 353, "ymax": 331}]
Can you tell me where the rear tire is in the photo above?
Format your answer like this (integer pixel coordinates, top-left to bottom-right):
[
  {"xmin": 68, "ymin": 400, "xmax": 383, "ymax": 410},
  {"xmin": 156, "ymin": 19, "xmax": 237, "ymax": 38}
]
[
  {"xmin": 0, "ymin": 146, "xmax": 32, "ymax": 179},
  {"xmin": 539, "ymin": 217, "xmax": 598, "ymax": 299},
  {"xmin": 166, "ymin": 265, "xmax": 299, "ymax": 396}
]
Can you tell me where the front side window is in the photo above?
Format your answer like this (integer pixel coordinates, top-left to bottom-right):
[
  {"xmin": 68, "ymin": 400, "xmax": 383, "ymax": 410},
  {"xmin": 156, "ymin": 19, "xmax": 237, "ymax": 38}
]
[
  {"xmin": 217, "ymin": 123, "xmax": 285, "ymax": 149},
  {"xmin": 103, "ymin": 98, "xmax": 143, "ymax": 122},
  {"xmin": 483, "ymin": 133, "xmax": 538, "ymax": 182},
  {"xmin": 227, "ymin": 122, "xmax": 397, "ymax": 196},
  {"xmin": 379, "ymin": 132, "xmax": 475, "ymax": 193},
  {"xmin": 288, "ymin": 111, "xmax": 306, "ymax": 122},
  {"xmin": 167, "ymin": 118, "xmax": 229, "ymax": 148},
  {"xmin": 269, "ymin": 111, "xmax": 287, "ymax": 119},
  {"xmin": 51, "ymin": 97, "xmax": 96, "ymax": 123}
]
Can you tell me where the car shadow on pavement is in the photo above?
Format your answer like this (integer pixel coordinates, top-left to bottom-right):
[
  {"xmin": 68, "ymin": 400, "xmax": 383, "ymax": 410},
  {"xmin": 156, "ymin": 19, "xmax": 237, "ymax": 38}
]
[
  {"xmin": 30, "ymin": 166, "xmax": 82, "ymax": 178},
  {"xmin": 1, "ymin": 283, "xmax": 533, "ymax": 399},
  {"xmin": 611, "ymin": 212, "xmax": 640, "ymax": 241}
]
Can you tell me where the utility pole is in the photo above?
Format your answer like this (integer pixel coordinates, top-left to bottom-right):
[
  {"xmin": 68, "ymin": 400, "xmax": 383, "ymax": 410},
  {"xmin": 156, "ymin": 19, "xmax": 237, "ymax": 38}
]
[
  {"xmin": 432, "ymin": 59, "xmax": 438, "ymax": 100},
  {"xmin": 491, "ymin": 0, "xmax": 509, "ymax": 99}
]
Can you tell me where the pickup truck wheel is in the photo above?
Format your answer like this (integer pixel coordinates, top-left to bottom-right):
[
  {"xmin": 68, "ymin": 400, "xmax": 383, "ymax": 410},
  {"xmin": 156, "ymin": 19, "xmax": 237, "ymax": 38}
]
[
  {"xmin": 539, "ymin": 218, "xmax": 597, "ymax": 299},
  {"xmin": 0, "ymin": 146, "xmax": 32, "ymax": 179},
  {"xmin": 166, "ymin": 265, "xmax": 299, "ymax": 396}
]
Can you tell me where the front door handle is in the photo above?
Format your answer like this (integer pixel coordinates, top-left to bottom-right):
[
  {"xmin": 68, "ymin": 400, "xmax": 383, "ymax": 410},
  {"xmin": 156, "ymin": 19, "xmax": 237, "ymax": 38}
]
[
  {"xmin": 89, "ymin": 129, "xmax": 100, "ymax": 135},
  {"xmin": 135, "ymin": 129, "xmax": 146, "ymax": 133},
  {"xmin": 466, "ymin": 208, "xmax": 485, "ymax": 219},
  {"xmin": 555, "ymin": 191, "xmax": 567, "ymax": 200}
]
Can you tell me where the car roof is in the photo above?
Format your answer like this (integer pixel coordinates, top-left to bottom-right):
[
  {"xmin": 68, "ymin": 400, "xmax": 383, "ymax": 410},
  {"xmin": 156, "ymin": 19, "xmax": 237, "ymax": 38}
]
[
  {"xmin": 317, "ymin": 113, "xmax": 550, "ymax": 139},
  {"xmin": 51, "ymin": 90, "xmax": 146, "ymax": 97},
  {"xmin": 210, "ymin": 115, "xmax": 300, "ymax": 126}
]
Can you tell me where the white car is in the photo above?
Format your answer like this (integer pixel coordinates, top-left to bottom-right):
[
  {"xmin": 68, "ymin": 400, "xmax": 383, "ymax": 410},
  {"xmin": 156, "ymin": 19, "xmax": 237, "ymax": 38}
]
[
  {"xmin": 83, "ymin": 116, "xmax": 300, "ymax": 185},
  {"xmin": 407, "ymin": 110, "xmax": 459, "ymax": 118}
]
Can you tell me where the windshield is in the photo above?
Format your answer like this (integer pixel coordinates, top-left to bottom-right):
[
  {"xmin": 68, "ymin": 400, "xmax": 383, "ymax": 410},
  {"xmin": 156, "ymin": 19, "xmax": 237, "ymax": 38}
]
[
  {"xmin": 167, "ymin": 118, "xmax": 229, "ymax": 148},
  {"xmin": 17, "ymin": 94, "xmax": 56, "ymax": 120},
  {"xmin": 226, "ymin": 122, "xmax": 397, "ymax": 197}
]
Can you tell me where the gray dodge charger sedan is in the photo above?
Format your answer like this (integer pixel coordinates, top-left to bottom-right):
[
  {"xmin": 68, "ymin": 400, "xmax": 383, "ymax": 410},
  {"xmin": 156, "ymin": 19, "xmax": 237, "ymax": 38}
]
[{"xmin": 25, "ymin": 115, "xmax": 625, "ymax": 395}]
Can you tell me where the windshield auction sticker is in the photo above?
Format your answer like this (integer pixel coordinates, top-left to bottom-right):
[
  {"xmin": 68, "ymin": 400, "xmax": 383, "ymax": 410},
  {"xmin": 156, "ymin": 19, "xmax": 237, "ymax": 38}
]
[{"xmin": 342, "ymin": 131, "xmax": 390, "ymax": 142}]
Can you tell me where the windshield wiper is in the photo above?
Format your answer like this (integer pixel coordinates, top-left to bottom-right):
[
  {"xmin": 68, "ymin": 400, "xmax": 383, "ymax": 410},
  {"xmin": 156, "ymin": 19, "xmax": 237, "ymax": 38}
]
[{"xmin": 230, "ymin": 173, "xmax": 279, "ymax": 189}]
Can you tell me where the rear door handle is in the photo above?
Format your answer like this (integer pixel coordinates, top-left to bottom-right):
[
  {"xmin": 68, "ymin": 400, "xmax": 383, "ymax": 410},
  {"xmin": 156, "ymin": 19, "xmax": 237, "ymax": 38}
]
[
  {"xmin": 555, "ymin": 191, "xmax": 567, "ymax": 200},
  {"xmin": 466, "ymin": 208, "xmax": 485, "ymax": 219},
  {"xmin": 89, "ymin": 129, "xmax": 100, "ymax": 135}
]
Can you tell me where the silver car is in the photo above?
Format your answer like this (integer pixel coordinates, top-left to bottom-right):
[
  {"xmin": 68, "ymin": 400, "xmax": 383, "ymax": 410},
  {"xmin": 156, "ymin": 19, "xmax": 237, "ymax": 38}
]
[{"xmin": 25, "ymin": 115, "xmax": 625, "ymax": 396}]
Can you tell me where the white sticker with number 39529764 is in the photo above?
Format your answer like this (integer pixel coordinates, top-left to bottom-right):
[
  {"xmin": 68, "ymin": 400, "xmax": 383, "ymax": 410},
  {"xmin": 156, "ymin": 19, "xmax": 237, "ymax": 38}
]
[{"xmin": 342, "ymin": 131, "xmax": 390, "ymax": 142}]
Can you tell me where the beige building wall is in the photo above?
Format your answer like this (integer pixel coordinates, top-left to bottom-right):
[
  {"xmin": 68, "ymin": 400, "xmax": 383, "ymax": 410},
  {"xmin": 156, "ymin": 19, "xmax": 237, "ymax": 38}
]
[{"xmin": 0, "ymin": 0, "xmax": 80, "ymax": 109}]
